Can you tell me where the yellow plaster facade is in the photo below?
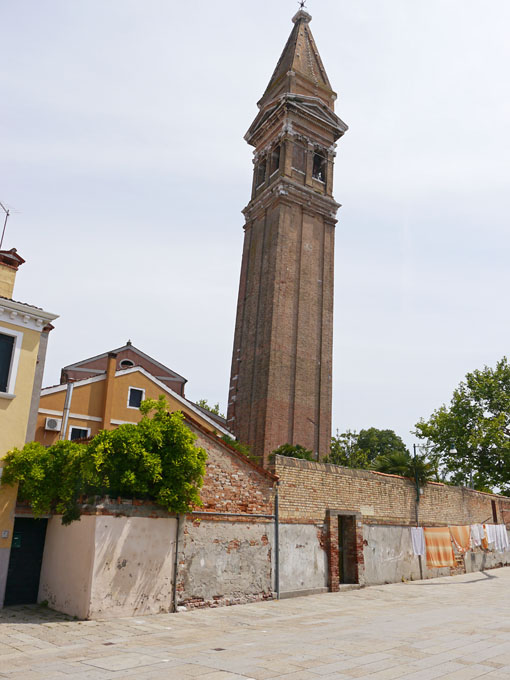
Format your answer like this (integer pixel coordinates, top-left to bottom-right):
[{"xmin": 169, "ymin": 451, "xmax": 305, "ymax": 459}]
[
  {"xmin": 0, "ymin": 252, "xmax": 58, "ymax": 564},
  {"xmin": 0, "ymin": 322, "xmax": 39, "ymax": 549},
  {"xmin": 36, "ymin": 365, "xmax": 231, "ymax": 447}
]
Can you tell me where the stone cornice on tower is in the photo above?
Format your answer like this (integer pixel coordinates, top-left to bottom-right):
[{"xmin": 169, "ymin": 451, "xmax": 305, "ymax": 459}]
[
  {"xmin": 243, "ymin": 178, "xmax": 341, "ymax": 224},
  {"xmin": 246, "ymin": 93, "xmax": 347, "ymax": 149}
]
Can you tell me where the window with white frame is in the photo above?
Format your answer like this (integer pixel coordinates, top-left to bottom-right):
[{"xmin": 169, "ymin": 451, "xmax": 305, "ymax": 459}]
[
  {"xmin": 128, "ymin": 387, "xmax": 145, "ymax": 409},
  {"xmin": 0, "ymin": 328, "xmax": 23, "ymax": 397},
  {"xmin": 69, "ymin": 426, "xmax": 91, "ymax": 441}
]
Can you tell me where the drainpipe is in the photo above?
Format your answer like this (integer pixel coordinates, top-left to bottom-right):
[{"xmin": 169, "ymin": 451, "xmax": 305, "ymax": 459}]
[
  {"xmin": 102, "ymin": 352, "xmax": 117, "ymax": 430},
  {"xmin": 274, "ymin": 482, "xmax": 280, "ymax": 600},
  {"xmin": 413, "ymin": 444, "xmax": 423, "ymax": 580},
  {"xmin": 59, "ymin": 382, "xmax": 74, "ymax": 440},
  {"xmin": 172, "ymin": 514, "xmax": 180, "ymax": 613}
]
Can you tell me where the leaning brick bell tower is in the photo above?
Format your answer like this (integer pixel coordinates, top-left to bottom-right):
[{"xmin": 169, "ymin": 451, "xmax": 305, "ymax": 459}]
[{"xmin": 227, "ymin": 9, "xmax": 348, "ymax": 466}]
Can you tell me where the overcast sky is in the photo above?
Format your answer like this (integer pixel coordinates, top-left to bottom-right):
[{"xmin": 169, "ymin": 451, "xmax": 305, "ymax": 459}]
[{"xmin": 2, "ymin": 1, "xmax": 509, "ymax": 449}]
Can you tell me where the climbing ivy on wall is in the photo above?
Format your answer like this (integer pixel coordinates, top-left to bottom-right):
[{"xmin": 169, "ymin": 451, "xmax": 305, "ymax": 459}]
[{"xmin": 1, "ymin": 396, "xmax": 207, "ymax": 524}]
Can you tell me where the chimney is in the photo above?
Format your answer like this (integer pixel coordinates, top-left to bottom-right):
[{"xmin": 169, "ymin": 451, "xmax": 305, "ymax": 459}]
[
  {"xmin": 102, "ymin": 352, "xmax": 118, "ymax": 430},
  {"xmin": 0, "ymin": 249, "xmax": 25, "ymax": 299}
]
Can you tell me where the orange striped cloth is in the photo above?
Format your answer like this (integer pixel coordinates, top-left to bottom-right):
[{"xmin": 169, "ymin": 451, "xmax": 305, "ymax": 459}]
[
  {"xmin": 482, "ymin": 525, "xmax": 489, "ymax": 550},
  {"xmin": 449, "ymin": 526, "xmax": 471, "ymax": 554},
  {"xmin": 424, "ymin": 527, "xmax": 456, "ymax": 567}
]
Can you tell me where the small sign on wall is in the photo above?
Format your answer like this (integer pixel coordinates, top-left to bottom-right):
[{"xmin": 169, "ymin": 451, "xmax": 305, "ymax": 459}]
[
  {"xmin": 360, "ymin": 505, "xmax": 374, "ymax": 516},
  {"xmin": 1, "ymin": 530, "xmax": 8, "ymax": 539}
]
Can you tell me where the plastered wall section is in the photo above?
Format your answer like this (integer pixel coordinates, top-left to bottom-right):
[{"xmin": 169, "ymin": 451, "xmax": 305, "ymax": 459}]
[
  {"xmin": 279, "ymin": 523, "xmax": 328, "ymax": 594},
  {"xmin": 38, "ymin": 515, "xmax": 177, "ymax": 619},
  {"xmin": 38, "ymin": 515, "xmax": 96, "ymax": 619},
  {"xmin": 274, "ymin": 456, "xmax": 510, "ymax": 526},
  {"xmin": 176, "ymin": 519, "xmax": 273, "ymax": 608},
  {"xmin": 89, "ymin": 515, "xmax": 176, "ymax": 618}
]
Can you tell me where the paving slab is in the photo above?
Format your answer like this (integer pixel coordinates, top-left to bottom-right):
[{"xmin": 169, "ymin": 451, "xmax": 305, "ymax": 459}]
[{"xmin": 1, "ymin": 568, "xmax": 510, "ymax": 679}]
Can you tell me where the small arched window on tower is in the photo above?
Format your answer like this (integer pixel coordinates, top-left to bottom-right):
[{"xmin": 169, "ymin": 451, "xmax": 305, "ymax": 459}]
[
  {"xmin": 256, "ymin": 157, "xmax": 267, "ymax": 188},
  {"xmin": 312, "ymin": 149, "xmax": 327, "ymax": 182},
  {"xmin": 269, "ymin": 145, "xmax": 280, "ymax": 177}
]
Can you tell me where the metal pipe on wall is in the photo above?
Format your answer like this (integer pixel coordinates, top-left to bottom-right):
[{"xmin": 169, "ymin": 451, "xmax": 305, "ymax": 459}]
[
  {"xmin": 275, "ymin": 482, "xmax": 280, "ymax": 600},
  {"xmin": 190, "ymin": 511, "xmax": 274, "ymax": 519},
  {"xmin": 172, "ymin": 514, "xmax": 180, "ymax": 613},
  {"xmin": 59, "ymin": 382, "xmax": 74, "ymax": 440}
]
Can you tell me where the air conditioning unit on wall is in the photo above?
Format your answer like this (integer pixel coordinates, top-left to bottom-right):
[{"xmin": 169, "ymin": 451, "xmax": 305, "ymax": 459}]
[{"xmin": 45, "ymin": 417, "xmax": 62, "ymax": 432}]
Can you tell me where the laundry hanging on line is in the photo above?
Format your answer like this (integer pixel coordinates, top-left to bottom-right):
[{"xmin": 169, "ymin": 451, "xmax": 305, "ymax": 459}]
[
  {"xmin": 411, "ymin": 527, "xmax": 425, "ymax": 556},
  {"xmin": 496, "ymin": 524, "xmax": 510, "ymax": 551},
  {"xmin": 423, "ymin": 527, "xmax": 457, "ymax": 568},
  {"xmin": 485, "ymin": 523, "xmax": 497, "ymax": 548},
  {"xmin": 470, "ymin": 524, "xmax": 483, "ymax": 548},
  {"xmin": 449, "ymin": 525, "xmax": 471, "ymax": 554}
]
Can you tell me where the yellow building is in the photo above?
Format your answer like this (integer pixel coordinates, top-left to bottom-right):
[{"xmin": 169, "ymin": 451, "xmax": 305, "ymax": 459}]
[
  {"xmin": 0, "ymin": 248, "xmax": 58, "ymax": 606},
  {"xmin": 36, "ymin": 349, "xmax": 231, "ymax": 445}
]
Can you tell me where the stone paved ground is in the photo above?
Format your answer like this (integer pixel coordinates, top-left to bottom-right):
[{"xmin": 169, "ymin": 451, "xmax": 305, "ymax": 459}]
[{"xmin": 1, "ymin": 568, "xmax": 510, "ymax": 679}]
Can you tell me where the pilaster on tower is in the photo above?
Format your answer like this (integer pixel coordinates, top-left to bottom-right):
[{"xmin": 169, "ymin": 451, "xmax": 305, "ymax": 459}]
[{"xmin": 227, "ymin": 10, "xmax": 348, "ymax": 467}]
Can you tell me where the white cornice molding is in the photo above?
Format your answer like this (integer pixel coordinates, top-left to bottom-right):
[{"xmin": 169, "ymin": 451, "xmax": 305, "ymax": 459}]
[
  {"xmin": 0, "ymin": 298, "xmax": 58, "ymax": 332},
  {"xmin": 38, "ymin": 408, "xmax": 103, "ymax": 423}
]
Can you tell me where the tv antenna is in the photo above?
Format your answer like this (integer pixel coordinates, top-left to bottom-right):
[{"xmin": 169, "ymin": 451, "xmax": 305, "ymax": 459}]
[{"xmin": 0, "ymin": 201, "xmax": 11, "ymax": 250}]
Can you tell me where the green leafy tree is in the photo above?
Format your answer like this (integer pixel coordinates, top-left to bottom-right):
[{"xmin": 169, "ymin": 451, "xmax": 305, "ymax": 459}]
[
  {"xmin": 270, "ymin": 443, "xmax": 315, "ymax": 461},
  {"xmin": 196, "ymin": 399, "xmax": 224, "ymax": 418},
  {"xmin": 325, "ymin": 430, "xmax": 370, "ymax": 468},
  {"xmin": 1, "ymin": 440, "xmax": 87, "ymax": 524},
  {"xmin": 325, "ymin": 428, "xmax": 408, "ymax": 469},
  {"xmin": 357, "ymin": 427, "xmax": 408, "ymax": 462},
  {"xmin": 415, "ymin": 357, "xmax": 510, "ymax": 492},
  {"xmin": 2, "ymin": 396, "xmax": 207, "ymax": 524}
]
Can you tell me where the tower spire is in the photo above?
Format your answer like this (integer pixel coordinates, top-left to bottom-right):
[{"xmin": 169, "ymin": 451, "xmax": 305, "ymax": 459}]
[{"xmin": 258, "ymin": 7, "xmax": 334, "ymax": 112}]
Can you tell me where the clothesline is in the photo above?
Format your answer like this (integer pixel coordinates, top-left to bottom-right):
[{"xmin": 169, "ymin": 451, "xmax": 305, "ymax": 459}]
[{"xmin": 410, "ymin": 523, "xmax": 509, "ymax": 568}]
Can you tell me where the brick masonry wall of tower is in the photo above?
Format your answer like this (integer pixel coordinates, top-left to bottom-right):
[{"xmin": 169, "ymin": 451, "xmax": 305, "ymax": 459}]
[{"xmin": 230, "ymin": 200, "xmax": 334, "ymax": 465}]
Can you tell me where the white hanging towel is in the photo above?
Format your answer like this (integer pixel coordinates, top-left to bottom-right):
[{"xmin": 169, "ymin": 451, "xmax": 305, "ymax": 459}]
[
  {"xmin": 495, "ymin": 524, "xmax": 509, "ymax": 552},
  {"xmin": 470, "ymin": 524, "xmax": 482, "ymax": 547},
  {"xmin": 411, "ymin": 526, "xmax": 426, "ymax": 556},
  {"xmin": 485, "ymin": 524, "xmax": 497, "ymax": 548},
  {"xmin": 502, "ymin": 525, "xmax": 510, "ymax": 550}
]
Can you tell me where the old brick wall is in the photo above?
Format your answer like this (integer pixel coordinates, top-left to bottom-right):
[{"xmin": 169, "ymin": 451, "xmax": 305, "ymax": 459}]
[
  {"xmin": 275, "ymin": 456, "xmax": 510, "ymax": 590},
  {"xmin": 188, "ymin": 421, "xmax": 276, "ymax": 515},
  {"xmin": 275, "ymin": 456, "xmax": 510, "ymax": 527}
]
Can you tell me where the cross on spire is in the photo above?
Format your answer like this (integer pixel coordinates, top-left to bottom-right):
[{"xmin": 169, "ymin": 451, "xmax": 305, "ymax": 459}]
[{"xmin": 299, "ymin": 0, "xmax": 307, "ymax": 8}]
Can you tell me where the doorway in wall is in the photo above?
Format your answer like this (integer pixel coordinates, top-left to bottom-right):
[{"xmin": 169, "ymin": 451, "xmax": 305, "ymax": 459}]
[
  {"xmin": 337, "ymin": 514, "xmax": 358, "ymax": 584},
  {"xmin": 327, "ymin": 510, "xmax": 363, "ymax": 591},
  {"xmin": 4, "ymin": 518, "xmax": 48, "ymax": 606}
]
